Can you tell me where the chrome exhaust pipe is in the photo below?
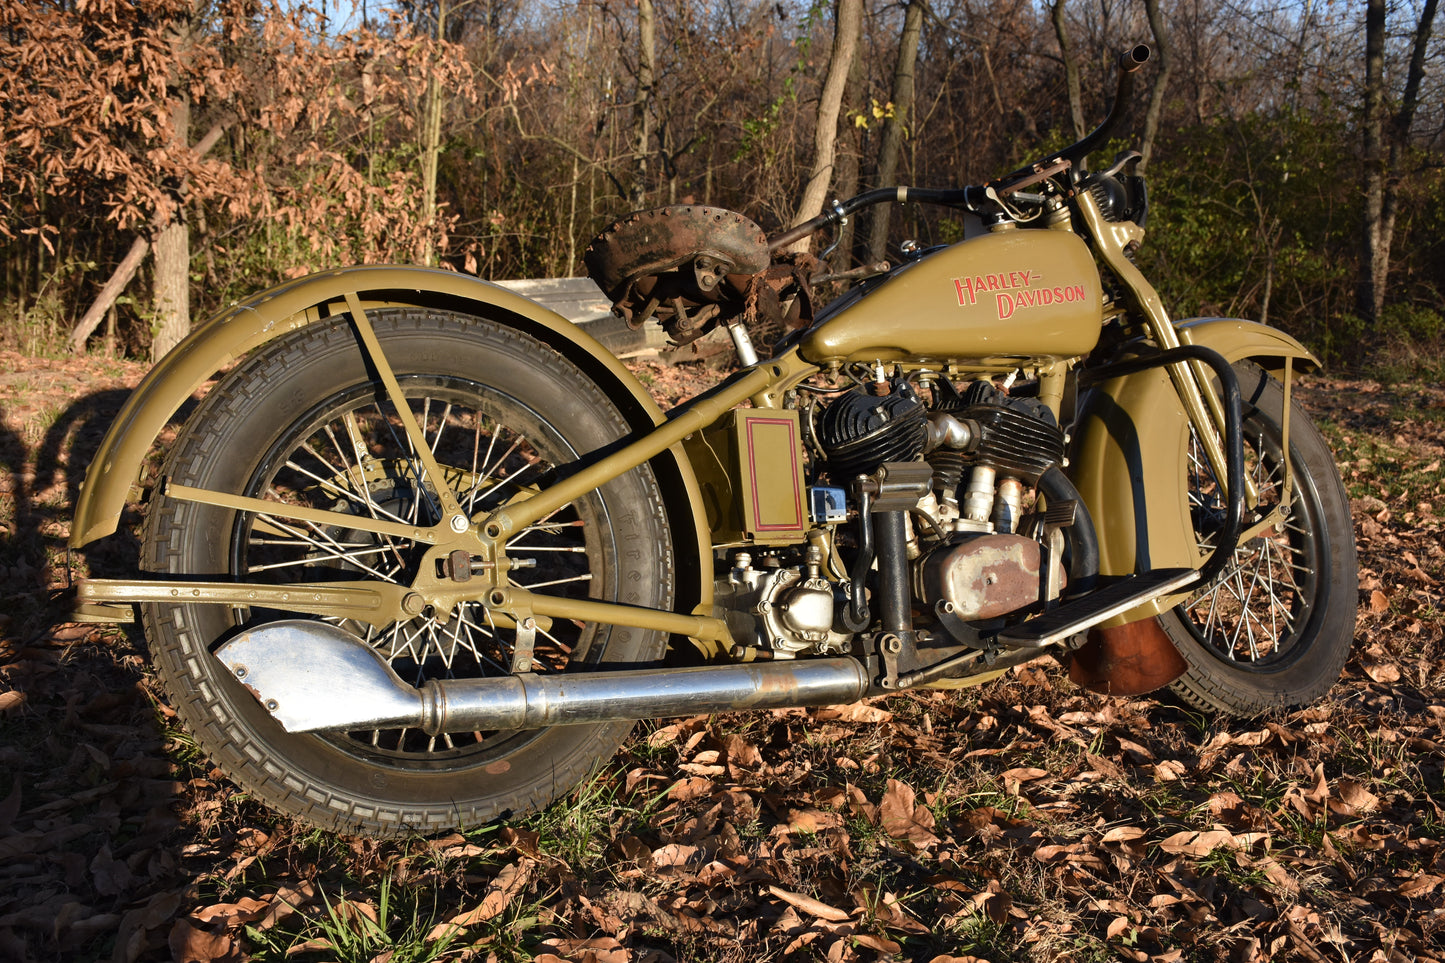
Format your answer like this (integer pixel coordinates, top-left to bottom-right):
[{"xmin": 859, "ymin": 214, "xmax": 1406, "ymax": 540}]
[{"xmin": 216, "ymin": 620, "xmax": 871, "ymax": 735}]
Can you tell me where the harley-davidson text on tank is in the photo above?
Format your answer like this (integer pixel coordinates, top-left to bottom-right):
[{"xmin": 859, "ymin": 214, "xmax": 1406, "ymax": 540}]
[{"xmin": 953, "ymin": 271, "xmax": 1090, "ymax": 321}]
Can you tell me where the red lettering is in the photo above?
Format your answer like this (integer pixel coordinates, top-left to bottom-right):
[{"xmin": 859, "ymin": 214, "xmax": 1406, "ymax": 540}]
[{"xmin": 956, "ymin": 274, "xmax": 1088, "ymax": 312}]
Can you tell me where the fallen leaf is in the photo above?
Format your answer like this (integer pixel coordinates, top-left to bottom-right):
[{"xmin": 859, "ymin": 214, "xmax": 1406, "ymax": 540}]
[
  {"xmin": 852, "ymin": 933, "xmax": 901, "ymax": 954},
  {"xmin": 787, "ymin": 807, "xmax": 841, "ymax": 834},
  {"xmin": 426, "ymin": 861, "xmax": 531, "ymax": 939},
  {"xmin": 88, "ymin": 845, "xmax": 134, "ymax": 897},
  {"xmin": 999, "ymin": 767, "xmax": 1050, "ymax": 787},
  {"xmin": 1362, "ymin": 660, "xmax": 1401, "ymax": 683},
  {"xmin": 1333, "ymin": 779, "xmax": 1380, "ymax": 814},
  {"xmin": 1369, "ymin": 589, "xmax": 1389, "ymax": 614},
  {"xmin": 1153, "ymin": 760, "xmax": 1187, "ymax": 782},
  {"xmin": 879, "ymin": 778, "xmax": 940, "ymax": 847},
  {"xmin": 192, "ymin": 899, "xmax": 268, "ymax": 929},
  {"xmin": 652, "ymin": 844, "xmax": 700, "ymax": 870},
  {"xmin": 818, "ymin": 701, "xmax": 893, "ymax": 723},
  {"xmin": 255, "ymin": 881, "xmax": 317, "ymax": 931},
  {"xmin": 1398, "ymin": 874, "xmax": 1442, "ymax": 898},
  {"xmin": 1158, "ymin": 829, "xmax": 1235, "ymax": 856},
  {"xmin": 767, "ymin": 885, "xmax": 851, "ymax": 922},
  {"xmin": 168, "ymin": 919, "xmax": 234, "ymax": 963},
  {"xmin": 536, "ymin": 936, "xmax": 631, "ymax": 963}
]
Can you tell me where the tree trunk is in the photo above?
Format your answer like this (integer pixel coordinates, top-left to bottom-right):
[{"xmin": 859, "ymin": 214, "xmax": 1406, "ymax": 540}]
[
  {"xmin": 865, "ymin": 0, "xmax": 924, "ymax": 263},
  {"xmin": 68, "ymin": 122, "xmax": 226, "ymax": 354},
  {"xmin": 1375, "ymin": 0, "xmax": 1439, "ymax": 327},
  {"xmin": 632, "ymin": 0, "xmax": 656, "ymax": 208},
  {"xmin": 788, "ymin": 0, "xmax": 864, "ymax": 254},
  {"xmin": 150, "ymin": 8, "xmax": 195, "ymax": 363},
  {"xmin": 1139, "ymin": 0, "xmax": 1172, "ymax": 172},
  {"xmin": 419, "ymin": 0, "xmax": 449, "ymax": 267},
  {"xmin": 1051, "ymin": 1, "xmax": 1085, "ymax": 140},
  {"xmin": 68, "ymin": 238, "xmax": 148, "ymax": 353},
  {"xmin": 830, "ymin": 33, "xmax": 867, "ymax": 274},
  {"xmin": 1357, "ymin": 0, "xmax": 1386, "ymax": 325},
  {"xmin": 151, "ymin": 215, "xmax": 191, "ymax": 361}
]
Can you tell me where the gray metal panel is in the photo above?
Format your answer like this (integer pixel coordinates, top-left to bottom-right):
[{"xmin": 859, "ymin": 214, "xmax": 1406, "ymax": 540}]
[{"xmin": 494, "ymin": 277, "xmax": 668, "ymax": 356}]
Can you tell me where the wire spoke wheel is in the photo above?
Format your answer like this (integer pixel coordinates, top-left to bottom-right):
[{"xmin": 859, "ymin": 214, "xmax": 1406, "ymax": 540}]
[
  {"xmin": 141, "ymin": 309, "xmax": 673, "ymax": 834},
  {"xmin": 1161, "ymin": 362, "xmax": 1356, "ymax": 715},
  {"xmin": 1180, "ymin": 417, "xmax": 1316, "ymax": 667},
  {"xmin": 236, "ymin": 377, "xmax": 600, "ymax": 763}
]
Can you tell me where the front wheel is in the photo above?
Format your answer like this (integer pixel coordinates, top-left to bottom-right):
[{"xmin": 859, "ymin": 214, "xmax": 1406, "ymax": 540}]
[
  {"xmin": 141, "ymin": 308, "xmax": 674, "ymax": 835},
  {"xmin": 1161, "ymin": 361, "xmax": 1357, "ymax": 715}
]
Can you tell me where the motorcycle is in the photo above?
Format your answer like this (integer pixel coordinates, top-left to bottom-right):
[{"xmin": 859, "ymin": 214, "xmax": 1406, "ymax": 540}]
[{"xmin": 70, "ymin": 46, "xmax": 1356, "ymax": 837}]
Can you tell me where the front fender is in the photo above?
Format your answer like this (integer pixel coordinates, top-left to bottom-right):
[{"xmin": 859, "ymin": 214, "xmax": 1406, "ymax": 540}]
[
  {"xmin": 1070, "ymin": 318, "xmax": 1319, "ymax": 621},
  {"xmin": 71, "ymin": 266, "xmax": 712, "ymax": 613}
]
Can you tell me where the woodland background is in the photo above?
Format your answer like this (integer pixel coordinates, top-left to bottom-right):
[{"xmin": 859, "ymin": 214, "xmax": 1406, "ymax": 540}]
[{"xmin": 1, "ymin": 0, "xmax": 1444, "ymax": 370}]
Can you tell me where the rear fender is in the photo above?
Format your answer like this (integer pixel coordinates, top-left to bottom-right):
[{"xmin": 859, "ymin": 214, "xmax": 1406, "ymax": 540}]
[
  {"xmin": 1070, "ymin": 318, "xmax": 1319, "ymax": 621},
  {"xmin": 71, "ymin": 265, "xmax": 712, "ymax": 617}
]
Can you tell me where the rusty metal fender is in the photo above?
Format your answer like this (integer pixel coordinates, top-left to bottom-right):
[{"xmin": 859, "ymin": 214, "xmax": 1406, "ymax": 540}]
[
  {"xmin": 1070, "ymin": 318, "xmax": 1319, "ymax": 622},
  {"xmin": 70, "ymin": 265, "xmax": 713, "ymax": 614}
]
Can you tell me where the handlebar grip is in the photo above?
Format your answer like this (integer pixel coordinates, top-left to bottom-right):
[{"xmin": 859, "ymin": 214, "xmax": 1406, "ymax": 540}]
[{"xmin": 1119, "ymin": 44, "xmax": 1151, "ymax": 72}]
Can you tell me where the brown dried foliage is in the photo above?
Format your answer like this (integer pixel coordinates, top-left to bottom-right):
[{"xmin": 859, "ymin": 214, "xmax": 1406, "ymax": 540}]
[{"xmin": 0, "ymin": 0, "xmax": 473, "ymax": 266}]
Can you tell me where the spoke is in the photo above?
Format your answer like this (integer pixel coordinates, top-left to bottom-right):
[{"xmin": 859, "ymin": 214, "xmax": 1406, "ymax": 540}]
[
  {"xmin": 463, "ymin": 435, "xmax": 526, "ymax": 511},
  {"xmin": 507, "ymin": 512, "xmax": 584, "ymax": 549},
  {"xmin": 246, "ymin": 544, "xmax": 394, "ymax": 574},
  {"xmin": 295, "ymin": 435, "xmax": 349, "ymax": 485},
  {"xmin": 248, "ymin": 537, "xmax": 375, "ymax": 548},
  {"xmin": 464, "ymin": 423, "xmax": 502, "ymax": 509},
  {"xmin": 513, "ymin": 572, "xmax": 594, "ymax": 591},
  {"xmin": 429, "ymin": 400, "xmax": 454, "ymax": 455},
  {"xmin": 280, "ymin": 455, "xmax": 412, "ymax": 526},
  {"xmin": 250, "ymin": 512, "xmax": 401, "ymax": 583},
  {"xmin": 469, "ymin": 462, "xmax": 537, "ymax": 513}
]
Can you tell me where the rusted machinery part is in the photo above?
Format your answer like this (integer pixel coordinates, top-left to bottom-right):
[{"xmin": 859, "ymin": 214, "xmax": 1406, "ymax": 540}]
[
  {"xmin": 584, "ymin": 205, "xmax": 770, "ymax": 297},
  {"xmin": 584, "ymin": 205, "xmax": 821, "ymax": 347},
  {"xmin": 1067, "ymin": 616, "xmax": 1188, "ymax": 696}
]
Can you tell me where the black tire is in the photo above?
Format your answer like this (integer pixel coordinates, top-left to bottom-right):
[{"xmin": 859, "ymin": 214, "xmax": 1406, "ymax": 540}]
[
  {"xmin": 1161, "ymin": 361, "xmax": 1356, "ymax": 715},
  {"xmin": 141, "ymin": 308, "xmax": 673, "ymax": 835}
]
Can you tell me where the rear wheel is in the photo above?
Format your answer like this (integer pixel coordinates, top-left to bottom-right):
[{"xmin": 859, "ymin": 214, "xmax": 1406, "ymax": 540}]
[
  {"xmin": 1161, "ymin": 361, "xmax": 1356, "ymax": 715},
  {"xmin": 141, "ymin": 308, "xmax": 673, "ymax": 835}
]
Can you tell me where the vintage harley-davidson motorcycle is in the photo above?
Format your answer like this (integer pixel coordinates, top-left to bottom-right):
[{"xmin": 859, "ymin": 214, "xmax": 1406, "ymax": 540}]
[{"xmin": 71, "ymin": 47, "xmax": 1356, "ymax": 836}]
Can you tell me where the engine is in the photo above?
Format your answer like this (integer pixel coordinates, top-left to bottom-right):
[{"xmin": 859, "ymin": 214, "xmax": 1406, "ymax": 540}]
[
  {"xmin": 813, "ymin": 370, "xmax": 1064, "ymax": 534},
  {"xmin": 714, "ymin": 367, "xmax": 1072, "ymax": 660}
]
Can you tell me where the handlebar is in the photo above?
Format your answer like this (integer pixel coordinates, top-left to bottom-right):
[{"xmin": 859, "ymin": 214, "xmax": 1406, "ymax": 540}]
[
  {"xmin": 1000, "ymin": 44, "xmax": 1150, "ymax": 186},
  {"xmin": 768, "ymin": 187, "xmax": 982, "ymax": 252},
  {"xmin": 766, "ymin": 44, "xmax": 1150, "ymax": 252}
]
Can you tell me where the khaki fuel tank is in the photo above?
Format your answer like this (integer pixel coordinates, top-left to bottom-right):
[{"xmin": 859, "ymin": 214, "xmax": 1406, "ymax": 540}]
[{"xmin": 799, "ymin": 227, "xmax": 1104, "ymax": 364}]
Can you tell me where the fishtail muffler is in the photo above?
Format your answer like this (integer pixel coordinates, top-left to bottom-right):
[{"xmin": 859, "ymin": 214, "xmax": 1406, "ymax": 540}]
[{"xmin": 216, "ymin": 620, "xmax": 871, "ymax": 735}]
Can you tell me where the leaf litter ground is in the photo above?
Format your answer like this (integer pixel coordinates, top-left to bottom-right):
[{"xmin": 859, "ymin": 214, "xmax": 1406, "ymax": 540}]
[{"xmin": 0, "ymin": 350, "xmax": 1442, "ymax": 962}]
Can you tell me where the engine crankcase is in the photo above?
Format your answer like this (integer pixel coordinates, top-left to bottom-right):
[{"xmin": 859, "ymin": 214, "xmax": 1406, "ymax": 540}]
[
  {"xmin": 917, "ymin": 533, "xmax": 1042, "ymax": 621},
  {"xmin": 716, "ymin": 561, "xmax": 851, "ymax": 657}
]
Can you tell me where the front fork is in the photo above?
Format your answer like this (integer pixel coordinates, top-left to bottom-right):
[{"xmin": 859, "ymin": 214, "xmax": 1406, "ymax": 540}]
[{"xmin": 1075, "ymin": 191, "xmax": 1293, "ymax": 545}]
